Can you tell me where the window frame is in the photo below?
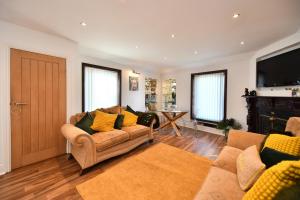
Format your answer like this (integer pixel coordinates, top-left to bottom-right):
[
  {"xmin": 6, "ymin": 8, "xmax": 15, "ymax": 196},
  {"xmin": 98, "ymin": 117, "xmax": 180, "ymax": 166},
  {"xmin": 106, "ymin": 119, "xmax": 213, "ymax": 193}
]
[
  {"xmin": 82, "ymin": 62, "xmax": 122, "ymax": 112},
  {"xmin": 190, "ymin": 69, "xmax": 227, "ymax": 125}
]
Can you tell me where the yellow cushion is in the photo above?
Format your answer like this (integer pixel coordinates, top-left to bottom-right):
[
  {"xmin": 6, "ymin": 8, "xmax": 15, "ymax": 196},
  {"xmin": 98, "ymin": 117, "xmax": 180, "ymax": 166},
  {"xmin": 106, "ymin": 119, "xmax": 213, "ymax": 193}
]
[
  {"xmin": 121, "ymin": 111, "xmax": 138, "ymax": 127},
  {"xmin": 263, "ymin": 134, "xmax": 300, "ymax": 156},
  {"xmin": 243, "ymin": 160, "xmax": 300, "ymax": 200},
  {"xmin": 90, "ymin": 111, "xmax": 118, "ymax": 132},
  {"xmin": 236, "ymin": 145, "xmax": 266, "ymax": 191}
]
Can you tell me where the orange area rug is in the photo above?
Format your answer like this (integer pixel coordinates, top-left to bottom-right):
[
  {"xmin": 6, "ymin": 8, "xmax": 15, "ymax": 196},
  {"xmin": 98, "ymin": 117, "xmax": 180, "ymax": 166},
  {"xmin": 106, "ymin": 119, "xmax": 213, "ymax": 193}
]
[{"xmin": 76, "ymin": 143, "xmax": 212, "ymax": 200}]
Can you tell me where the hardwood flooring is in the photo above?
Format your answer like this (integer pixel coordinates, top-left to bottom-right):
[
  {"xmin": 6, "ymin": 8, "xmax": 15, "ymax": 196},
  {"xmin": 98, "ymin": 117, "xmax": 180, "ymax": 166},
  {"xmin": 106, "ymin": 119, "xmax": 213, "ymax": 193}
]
[{"xmin": 0, "ymin": 127, "xmax": 226, "ymax": 200}]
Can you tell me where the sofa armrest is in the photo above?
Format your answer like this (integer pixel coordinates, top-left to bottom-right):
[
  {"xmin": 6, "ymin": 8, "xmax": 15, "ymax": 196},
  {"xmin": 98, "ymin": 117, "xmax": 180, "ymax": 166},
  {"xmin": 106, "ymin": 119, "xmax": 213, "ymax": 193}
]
[
  {"xmin": 61, "ymin": 124, "xmax": 95, "ymax": 147},
  {"xmin": 149, "ymin": 118, "xmax": 156, "ymax": 139},
  {"xmin": 61, "ymin": 124, "xmax": 96, "ymax": 169},
  {"xmin": 227, "ymin": 129, "xmax": 266, "ymax": 150}
]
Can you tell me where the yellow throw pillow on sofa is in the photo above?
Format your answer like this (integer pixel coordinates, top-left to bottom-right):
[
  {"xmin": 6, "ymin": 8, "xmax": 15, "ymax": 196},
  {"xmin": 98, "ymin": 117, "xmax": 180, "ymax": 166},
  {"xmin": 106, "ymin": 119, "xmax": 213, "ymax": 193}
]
[
  {"xmin": 90, "ymin": 110, "xmax": 118, "ymax": 132},
  {"xmin": 263, "ymin": 134, "xmax": 300, "ymax": 156},
  {"xmin": 121, "ymin": 110, "xmax": 138, "ymax": 127},
  {"xmin": 243, "ymin": 160, "xmax": 300, "ymax": 200}
]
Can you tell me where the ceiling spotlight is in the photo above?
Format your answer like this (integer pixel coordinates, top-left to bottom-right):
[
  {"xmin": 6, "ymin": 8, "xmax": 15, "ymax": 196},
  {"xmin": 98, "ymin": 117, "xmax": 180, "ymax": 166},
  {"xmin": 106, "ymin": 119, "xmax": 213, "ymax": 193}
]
[
  {"xmin": 194, "ymin": 50, "xmax": 198, "ymax": 55},
  {"xmin": 233, "ymin": 13, "xmax": 240, "ymax": 18},
  {"xmin": 80, "ymin": 22, "xmax": 87, "ymax": 26},
  {"xmin": 171, "ymin": 34, "xmax": 175, "ymax": 38},
  {"xmin": 240, "ymin": 41, "xmax": 245, "ymax": 45},
  {"xmin": 135, "ymin": 45, "xmax": 139, "ymax": 49},
  {"xmin": 163, "ymin": 57, "xmax": 167, "ymax": 60}
]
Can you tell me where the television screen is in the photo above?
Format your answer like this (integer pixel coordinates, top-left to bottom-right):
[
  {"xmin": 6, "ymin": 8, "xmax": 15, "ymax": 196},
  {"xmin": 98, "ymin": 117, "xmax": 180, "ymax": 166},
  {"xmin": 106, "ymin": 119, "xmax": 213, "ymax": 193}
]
[{"xmin": 256, "ymin": 47, "xmax": 300, "ymax": 87}]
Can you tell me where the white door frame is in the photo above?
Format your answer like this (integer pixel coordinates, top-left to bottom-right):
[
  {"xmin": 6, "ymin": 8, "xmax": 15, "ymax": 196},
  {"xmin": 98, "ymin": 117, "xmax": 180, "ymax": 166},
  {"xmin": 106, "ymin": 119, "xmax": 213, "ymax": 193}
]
[{"xmin": 0, "ymin": 45, "xmax": 11, "ymax": 174}]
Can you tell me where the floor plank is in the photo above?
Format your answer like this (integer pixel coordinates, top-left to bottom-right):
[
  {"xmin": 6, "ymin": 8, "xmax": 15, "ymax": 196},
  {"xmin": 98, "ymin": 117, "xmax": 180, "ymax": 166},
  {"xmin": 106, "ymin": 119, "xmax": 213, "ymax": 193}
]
[{"xmin": 0, "ymin": 127, "xmax": 226, "ymax": 200}]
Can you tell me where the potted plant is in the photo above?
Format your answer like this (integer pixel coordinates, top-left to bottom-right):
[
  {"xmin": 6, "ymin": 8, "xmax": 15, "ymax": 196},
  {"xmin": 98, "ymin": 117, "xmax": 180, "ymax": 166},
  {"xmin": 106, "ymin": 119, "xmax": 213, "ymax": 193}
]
[{"xmin": 217, "ymin": 118, "xmax": 242, "ymax": 139}]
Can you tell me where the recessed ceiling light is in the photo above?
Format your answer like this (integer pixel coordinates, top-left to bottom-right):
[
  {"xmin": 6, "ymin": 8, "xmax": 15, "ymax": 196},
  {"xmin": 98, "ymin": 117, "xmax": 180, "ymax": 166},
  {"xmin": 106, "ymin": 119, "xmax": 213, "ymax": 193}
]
[
  {"xmin": 80, "ymin": 22, "xmax": 87, "ymax": 26},
  {"xmin": 194, "ymin": 50, "xmax": 198, "ymax": 55},
  {"xmin": 135, "ymin": 45, "xmax": 139, "ymax": 49},
  {"xmin": 163, "ymin": 57, "xmax": 167, "ymax": 60},
  {"xmin": 233, "ymin": 13, "xmax": 240, "ymax": 18},
  {"xmin": 171, "ymin": 34, "xmax": 175, "ymax": 38},
  {"xmin": 240, "ymin": 41, "xmax": 245, "ymax": 45}
]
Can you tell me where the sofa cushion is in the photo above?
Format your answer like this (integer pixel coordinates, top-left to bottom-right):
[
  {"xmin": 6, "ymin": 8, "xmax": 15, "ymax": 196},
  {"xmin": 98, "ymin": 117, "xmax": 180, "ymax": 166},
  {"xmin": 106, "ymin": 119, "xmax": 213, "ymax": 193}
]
[
  {"xmin": 243, "ymin": 161, "xmax": 300, "ymax": 200},
  {"xmin": 260, "ymin": 147, "xmax": 299, "ymax": 168},
  {"xmin": 75, "ymin": 112, "xmax": 96, "ymax": 135},
  {"xmin": 121, "ymin": 110, "xmax": 138, "ymax": 127},
  {"xmin": 213, "ymin": 146, "xmax": 242, "ymax": 174},
  {"xmin": 262, "ymin": 134, "xmax": 300, "ymax": 156},
  {"xmin": 193, "ymin": 167, "xmax": 245, "ymax": 200},
  {"xmin": 236, "ymin": 145, "xmax": 265, "ymax": 191},
  {"xmin": 126, "ymin": 105, "xmax": 137, "ymax": 115},
  {"xmin": 122, "ymin": 125, "xmax": 150, "ymax": 140},
  {"xmin": 91, "ymin": 111, "xmax": 118, "ymax": 132},
  {"xmin": 91, "ymin": 130, "xmax": 130, "ymax": 151},
  {"xmin": 114, "ymin": 114, "xmax": 125, "ymax": 130}
]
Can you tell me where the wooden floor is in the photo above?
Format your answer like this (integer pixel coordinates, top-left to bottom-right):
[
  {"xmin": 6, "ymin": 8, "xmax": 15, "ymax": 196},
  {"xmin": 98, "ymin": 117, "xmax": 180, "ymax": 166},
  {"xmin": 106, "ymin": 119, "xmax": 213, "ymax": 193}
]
[{"xmin": 0, "ymin": 127, "xmax": 226, "ymax": 200}]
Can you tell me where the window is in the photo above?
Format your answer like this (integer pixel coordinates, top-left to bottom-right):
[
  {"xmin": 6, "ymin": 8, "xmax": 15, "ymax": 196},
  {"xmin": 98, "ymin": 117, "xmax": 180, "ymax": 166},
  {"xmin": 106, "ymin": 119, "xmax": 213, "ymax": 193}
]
[
  {"xmin": 191, "ymin": 70, "xmax": 227, "ymax": 123},
  {"xmin": 82, "ymin": 63, "xmax": 121, "ymax": 112}
]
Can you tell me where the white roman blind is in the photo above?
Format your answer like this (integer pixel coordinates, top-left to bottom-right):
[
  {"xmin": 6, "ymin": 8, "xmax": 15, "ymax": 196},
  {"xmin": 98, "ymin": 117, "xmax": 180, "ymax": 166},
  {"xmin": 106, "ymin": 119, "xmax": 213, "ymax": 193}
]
[
  {"xmin": 84, "ymin": 65, "xmax": 120, "ymax": 111},
  {"xmin": 192, "ymin": 71, "xmax": 226, "ymax": 122}
]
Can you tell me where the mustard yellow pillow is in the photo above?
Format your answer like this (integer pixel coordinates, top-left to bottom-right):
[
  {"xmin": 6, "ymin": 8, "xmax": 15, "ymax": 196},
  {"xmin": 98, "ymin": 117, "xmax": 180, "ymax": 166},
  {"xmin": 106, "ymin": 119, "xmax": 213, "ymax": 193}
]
[
  {"xmin": 243, "ymin": 160, "xmax": 300, "ymax": 200},
  {"xmin": 121, "ymin": 110, "xmax": 138, "ymax": 127},
  {"xmin": 237, "ymin": 145, "xmax": 266, "ymax": 191},
  {"xmin": 90, "ymin": 110, "xmax": 118, "ymax": 132},
  {"xmin": 263, "ymin": 134, "xmax": 300, "ymax": 156}
]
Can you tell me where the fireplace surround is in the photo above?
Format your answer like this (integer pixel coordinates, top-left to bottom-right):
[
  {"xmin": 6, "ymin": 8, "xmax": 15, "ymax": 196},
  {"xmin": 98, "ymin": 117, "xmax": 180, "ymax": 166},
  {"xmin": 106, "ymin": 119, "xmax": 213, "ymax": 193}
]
[{"xmin": 243, "ymin": 96, "xmax": 300, "ymax": 134}]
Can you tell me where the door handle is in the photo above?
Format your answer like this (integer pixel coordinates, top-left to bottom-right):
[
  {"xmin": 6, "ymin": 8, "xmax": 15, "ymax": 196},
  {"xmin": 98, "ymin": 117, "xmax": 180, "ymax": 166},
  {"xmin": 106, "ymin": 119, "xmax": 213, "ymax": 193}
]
[
  {"xmin": 15, "ymin": 102, "xmax": 28, "ymax": 106},
  {"xmin": 10, "ymin": 102, "xmax": 28, "ymax": 106}
]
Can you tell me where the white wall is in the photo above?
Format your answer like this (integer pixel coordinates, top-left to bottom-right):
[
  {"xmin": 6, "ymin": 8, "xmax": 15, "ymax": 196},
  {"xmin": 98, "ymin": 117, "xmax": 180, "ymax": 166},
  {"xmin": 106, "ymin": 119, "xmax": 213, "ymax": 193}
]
[
  {"xmin": 161, "ymin": 53, "xmax": 253, "ymax": 130},
  {"xmin": 0, "ymin": 20, "xmax": 161, "ymax": 174},
  {"xmin": 249, "ymin": 31, "xmax": 300, "ymax": 96}
]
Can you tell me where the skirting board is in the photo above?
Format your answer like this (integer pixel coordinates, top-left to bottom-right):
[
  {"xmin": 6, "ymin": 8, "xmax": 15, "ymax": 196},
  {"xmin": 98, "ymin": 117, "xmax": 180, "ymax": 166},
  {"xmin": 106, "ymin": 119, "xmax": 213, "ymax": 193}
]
[{"xmin": 176, "ymin": 120, "xmax": 225, "ymax": 136}]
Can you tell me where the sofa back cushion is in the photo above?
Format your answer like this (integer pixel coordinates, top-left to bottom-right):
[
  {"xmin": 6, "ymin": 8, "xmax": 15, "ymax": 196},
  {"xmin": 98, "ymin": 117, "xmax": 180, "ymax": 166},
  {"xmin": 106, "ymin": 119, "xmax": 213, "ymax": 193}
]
[
  {"xmin": 70, "ymin": 112, "xmax": 87, "ymax": 125},
  {"xmin": 236, "ymin": 145, "xmax": 265, "ymax": 191},
  {"xmin": 99, "ymin": 105, "xmax": 122, "ymax": 114},
  {"xmin": 212, "ymin": 146, "xmax": 242, "ymax": 174},
  {"xmin": 285, "ymin": 117, "xmax": 300, "ymax": 137},
  {"xmin": 69, "ymin": 105, "xmax": 121, "ymax": 125}
]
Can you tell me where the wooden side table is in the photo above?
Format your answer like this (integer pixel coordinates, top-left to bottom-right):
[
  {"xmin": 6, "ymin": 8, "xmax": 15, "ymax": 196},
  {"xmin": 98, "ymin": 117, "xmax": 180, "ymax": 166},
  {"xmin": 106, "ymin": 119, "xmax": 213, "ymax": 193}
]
[{"xmin": 159, "ymin": 110, "xmax": 188, "ymax": 136}]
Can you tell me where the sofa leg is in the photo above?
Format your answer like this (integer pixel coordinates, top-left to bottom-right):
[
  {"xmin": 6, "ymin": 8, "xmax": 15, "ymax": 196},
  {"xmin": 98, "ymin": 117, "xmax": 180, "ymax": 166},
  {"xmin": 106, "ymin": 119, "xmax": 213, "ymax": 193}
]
[
  {"xmin": 67, "ymin": 154, "xmax": 74, "ymax": 160},
  {"xmin": 149, "ymin": 139, "xmax": 154, "ymax": 143},
  {"xmin": 79, "ymin": 168, "xmax": 90, "ymax": 176}
]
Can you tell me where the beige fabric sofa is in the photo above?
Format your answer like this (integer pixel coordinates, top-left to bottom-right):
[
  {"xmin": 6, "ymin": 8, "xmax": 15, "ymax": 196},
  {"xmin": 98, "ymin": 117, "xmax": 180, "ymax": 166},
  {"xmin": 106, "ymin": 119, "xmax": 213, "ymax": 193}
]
[
  {"xmin": 61, "ymin": 110, "xmax": 156, "ymax": 174},
  {"xmin": 194, "ymin": 129, "xmax": 266, "ymax": 200}
]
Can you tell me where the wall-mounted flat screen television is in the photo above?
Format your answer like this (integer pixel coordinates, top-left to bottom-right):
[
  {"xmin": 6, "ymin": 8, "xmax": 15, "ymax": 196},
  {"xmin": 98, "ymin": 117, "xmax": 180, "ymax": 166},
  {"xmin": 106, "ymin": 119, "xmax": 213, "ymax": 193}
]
[{"xmin": 256, "ymin": 47, "xmax": 300, "ymax": 87}]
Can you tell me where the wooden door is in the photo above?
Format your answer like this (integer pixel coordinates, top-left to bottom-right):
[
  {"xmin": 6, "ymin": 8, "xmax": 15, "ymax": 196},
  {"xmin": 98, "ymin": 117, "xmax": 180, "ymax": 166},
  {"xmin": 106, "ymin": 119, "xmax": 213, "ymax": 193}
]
[{"xmin": 10, "ymin": 49, "xmax": 66, "ymax": 169}]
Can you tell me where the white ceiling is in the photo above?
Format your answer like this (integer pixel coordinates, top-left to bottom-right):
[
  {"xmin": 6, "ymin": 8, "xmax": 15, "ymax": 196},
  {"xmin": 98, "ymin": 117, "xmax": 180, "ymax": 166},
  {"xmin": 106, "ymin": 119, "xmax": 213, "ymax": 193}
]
[{"xmin": 0, "ymin": 0, "xmax": 300, "ymax": 69}]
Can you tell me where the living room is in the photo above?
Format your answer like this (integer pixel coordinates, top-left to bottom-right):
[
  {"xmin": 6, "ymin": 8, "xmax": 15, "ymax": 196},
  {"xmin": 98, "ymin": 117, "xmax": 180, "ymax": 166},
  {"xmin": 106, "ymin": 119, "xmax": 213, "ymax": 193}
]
[{"xmin": 0, "ymin": 0, "xmax": 300, "ymax": 199}]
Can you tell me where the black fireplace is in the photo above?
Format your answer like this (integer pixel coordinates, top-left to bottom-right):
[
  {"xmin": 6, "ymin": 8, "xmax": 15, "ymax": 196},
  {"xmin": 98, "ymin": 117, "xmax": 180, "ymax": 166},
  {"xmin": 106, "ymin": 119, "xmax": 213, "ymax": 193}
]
[{"xmin": 243, "ymin": 96, "xmax": 300, "ymax": 134}]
